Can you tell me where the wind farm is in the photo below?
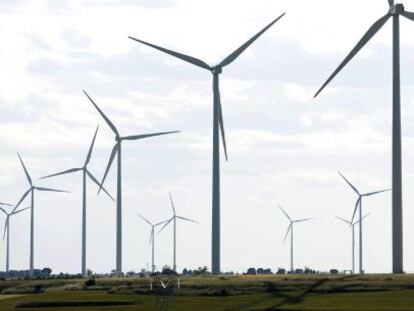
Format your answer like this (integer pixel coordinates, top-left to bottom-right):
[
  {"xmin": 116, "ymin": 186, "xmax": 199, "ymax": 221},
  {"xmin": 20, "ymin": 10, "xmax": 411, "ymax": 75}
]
[{"xmin": 0, "ymin": 0, "xmax": 413, "ymax": 310}]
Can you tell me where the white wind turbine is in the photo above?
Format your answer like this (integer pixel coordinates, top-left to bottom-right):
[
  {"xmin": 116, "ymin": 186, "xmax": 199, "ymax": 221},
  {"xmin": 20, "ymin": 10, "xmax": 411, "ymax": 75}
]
[
  {"xmin": 0, "ymin": 204, "xmax": 29, "ymax": 273},
  {"xmin": 14, "ymin": 153, "xmax": 68, "ymax": 276},
  {"xmin": 335, "ymin": 214, "xmax": 370, "ymax": 274},
  {"xmin": 158, "ymin": 193, "xmax": 198, "ymax": 272},
  {"xmin": 40, "ymin": 126, "xmax": 114, "ymax": 276},
  {"xmin": 279, "ymin": 205, "xmax": 313, "ymax": 273},
  {"xmin": 338, "ymin": 172, "xmax": 390, "ymax": 274},
  {"xmin": 137, "ymin": 213, "xmax": 167, "ymax": 274},
  {"xmin": 83, "ymin": 90, "xmax": 179, "ymax": 275}
]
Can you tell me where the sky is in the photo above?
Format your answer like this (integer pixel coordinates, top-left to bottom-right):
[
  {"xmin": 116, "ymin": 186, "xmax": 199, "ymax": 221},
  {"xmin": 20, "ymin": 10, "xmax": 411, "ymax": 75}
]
[{"xmin": 1, "ymin": 0, "xmax": 414, "ymax": 274}]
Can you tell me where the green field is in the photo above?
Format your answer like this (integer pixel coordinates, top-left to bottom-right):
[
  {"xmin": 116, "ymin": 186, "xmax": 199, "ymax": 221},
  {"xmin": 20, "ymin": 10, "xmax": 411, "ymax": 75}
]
[{"xmin": 0, "ymin": 274, "xmax": 413, "ymax": 310}]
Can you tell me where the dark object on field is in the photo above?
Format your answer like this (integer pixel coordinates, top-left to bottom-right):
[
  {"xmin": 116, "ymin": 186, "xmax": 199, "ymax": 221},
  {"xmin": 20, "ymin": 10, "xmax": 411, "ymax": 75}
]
[
  {"xmin": 330, "ymin": 269, "xmax": 339, "ymax": 275},
  {"xmin": 83, "ymin": 278, "xmax": 96, "ymax": 287},
  {"xmin": 14, "ymin": 300, "xmax": 134, "ymax": 308}
]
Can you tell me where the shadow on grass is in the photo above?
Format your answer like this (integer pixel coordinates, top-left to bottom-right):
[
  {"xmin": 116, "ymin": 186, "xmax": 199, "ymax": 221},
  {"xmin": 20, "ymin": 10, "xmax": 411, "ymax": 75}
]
[{"xmin": 231, "ymin": 275, "xmax": 359, "ymax": 311}]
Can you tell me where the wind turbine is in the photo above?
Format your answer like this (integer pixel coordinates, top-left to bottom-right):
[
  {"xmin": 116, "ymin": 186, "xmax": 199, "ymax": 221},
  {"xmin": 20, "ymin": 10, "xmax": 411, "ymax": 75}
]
[
  {"xmin": 279, "ymin": 205, "xmax": 313, "ymax": 273},
  {"xmin": 158, "ymin": 192, "xmax": 198, "ymax": 272},
  {"xmin": 338, "ymin": 172, "xmax": 390, "ymax": 274},
  {"xmin": 129, "ymin": 13, "xmax": 286, "ymax": 275},
  {"xmin": 137, "ymin": 213, "xmax": 167, "ymax": 274},
  {"xmin": 335, "ymin": 214, "xmax": 370, "ymax": 274},
  {"xmin": 314, "ymin": 0, "xmax": 414, "ymax": 274},
  {"xmin": 83, "ymin": 90, "xmax": 179, "ymax": 275},
  {"xmin": 13, "ymin": 153, "xmax": 68, "ymax": 276},
  {"xmin": 0, "ymin": 205, "xmax": 30, "ymax": 273},
  {"xmin": 40, "ymin": 126, "xmax": 114, "ymax": 276}
]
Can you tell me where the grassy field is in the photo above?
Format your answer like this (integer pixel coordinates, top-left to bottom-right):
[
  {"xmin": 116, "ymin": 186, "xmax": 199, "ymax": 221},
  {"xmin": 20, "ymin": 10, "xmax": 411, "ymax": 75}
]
[{"xmin": 0, "ymin": 274, "xmax": 413, "ymax": 310}]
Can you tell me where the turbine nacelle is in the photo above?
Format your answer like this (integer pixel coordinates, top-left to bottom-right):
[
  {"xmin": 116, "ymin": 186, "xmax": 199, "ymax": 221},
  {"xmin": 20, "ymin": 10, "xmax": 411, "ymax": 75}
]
[
  {"xmin": 390, "ymin": 3, "xmax": 405, "ymax": 15},
  {"xmin": 211, "ymin": 66, "xmax": 222, "ymax": 75}
]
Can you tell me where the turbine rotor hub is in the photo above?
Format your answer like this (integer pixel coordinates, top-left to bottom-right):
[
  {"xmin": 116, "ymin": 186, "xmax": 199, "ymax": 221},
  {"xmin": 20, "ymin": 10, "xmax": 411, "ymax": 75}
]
[
  {"xmin": 390, "ymin": 3, "xmax": 404, "ymax": 15},
  {"xmin": 211, "ymin": 66, "xmax": 222, "ymax": 74}
]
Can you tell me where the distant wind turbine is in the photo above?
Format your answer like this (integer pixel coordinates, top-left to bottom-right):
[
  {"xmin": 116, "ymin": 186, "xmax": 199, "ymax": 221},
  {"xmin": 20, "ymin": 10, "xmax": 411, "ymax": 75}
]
[
  {"xmin": 335, "ymin": 214, "xmax": 370, "ymax": 274},
  {"xmin": 137, "ymin": 213, "xmax": 167, "ymax": 274},
  {"xmin": 40, "ymin": 126, "xmax": 114, "ymax": 276},
  {"xmin": 158, "ymin": 193, "xmax": 198, "ymax": 272},
  {"xmin": 83, "ymin": 90, "xmax": 179, "ymax": 275},
  {"xmin": 279, "ymin": 205, "xmax": 313, "ymax": 273},
  {"xmin": 314, "ymin": 0, "xmax": 414, "ymax": 273},
  {"xmin": 338, "ymin": 172, "xmax": 390, "ymax": 274},
  {"xmin": 0, "ymin": 203, "xmax": 29, "ymax": 273},
  {"xmin": 129, "ymin": 12, "xmax": 286, "ymax": 275},
  {"xmin": 14, "ymin": 153, "xmax": 68, "ymax": 276}
]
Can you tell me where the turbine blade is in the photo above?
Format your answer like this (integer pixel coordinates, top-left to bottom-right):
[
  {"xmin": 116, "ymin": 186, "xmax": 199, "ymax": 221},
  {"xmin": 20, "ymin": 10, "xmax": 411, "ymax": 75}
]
[
  {"xmin": 137, "ymin": 213, "xmax": 152, "ymax": 226},
  {"xmin": 0, "ymin": 202, "xmax": 12, "ymax": 207},
  {"xmin": 11, "ymin": 206, "xmax": 30, "ymax": 215},
  {"xmin": 294, "ymin": 218, "xmax": 313, "ymax": 223},
  {"xmin": 350, "ymin": 197, "xmax": 361, "ymax": 224},
  {"xmin": 402, "ymin": 11, "xmax": 414, "ymax": 21},
  {"xmin": 335, "ymin": 216, "xmax": 352, "ymax": 225},
  {"xmin": 314, "ymin": 13, "xmax": 390, "ymax": 98},
  {"xmin": 86, "ymin": 170, "xmax": 115, "ymax": 201},
  {"xmin": 338, "ymin": 172, "xmax": 360, "ymax": 195},
  {"xmin": 13, "ymin": 189, "xmax": 31, "ymax": 211},
  {"xmin": 155, "ymin": 219, "xmax": 168, "ymax": 227},
  {"xmin": 83, "ymin": 90, "xmax": 119, "ymax": 137},
  {"xmin": 3, "ymin": 218, "xmax": 8, "ymax": 241},
  {"xmin": 35, "ymin": 187, "xmax": 69, "ymax": 193},
  {"xmin": 364, "ymin": 188, "xmax": 391, "ymax": 196},
  {"xmin": 215, "ymin": 78, "xmax": 228, "ymax": 161},
  {"xmin": 98, "ymin": 142, "xmax": 119, "ymax": 194},
  {"xmin": 354, "ymin": 213, "xmax": 371, "ymax": 225},
  {"xmin": 128, "ymin": 36, "xmax": 211, "ymax": 70},
  {"xmin": 0, "ymin": 207, "xmax": 8, "ymax": 215},
  {"xmin": 158, "ymin": 217, "xmax": 173, "ymax": 233},
  {"xmin": 121, "ymin": 130, "xmax": 180, "ymax": 141},
  {"xmin": 283, "ymin": 223, "xmax": 292, "ymax": 242},
  {"xmin": 176, "ymin": 215, "xmax": 198, "ymax": 223},
  {"xmin": 168, "ymin": 192, "xmax": 176, "ymax": 215},
  {"xmin": 219, "ymin": 13, "xmax": 286, "ymax": 67},
  {"xmin": 40, "ymin": 168, "xmax": 82, "ymax": 179},
  {"xmin": 278, "ymin": 205, "xmax": 292, "ymax": 221},
  {"xmin": 17, "ymin": 153, "xmax": 32, "ymax": 186},
  {"xmin": 85, "ymin": 125, "xmax": 99, "ymax": 166}
]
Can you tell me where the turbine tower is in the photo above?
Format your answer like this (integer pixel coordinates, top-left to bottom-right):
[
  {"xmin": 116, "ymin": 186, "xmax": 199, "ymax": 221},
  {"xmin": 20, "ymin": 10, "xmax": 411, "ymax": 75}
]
[
  {"xmin": 129, "ymin": 13, "xmax": 286, "ymax": 275},
  {"xmin": 335, "ymin": 214, "xmax": 370, "ymax": 274},
  {"xmin": 83, "ymin": 90, "xmax": 179, "ymax": 275},
  {"xmin": 0, "ymin": 203, "xmax": 29, "ymax": 273},
  {"xmin": 14, "ymin": 153, "xmax": 68, "ymax": 276},
  {"xmin": 137, "ymin": 213, "xmax": 167, "ymax": 274},
  {"xmin": 158, "ymin": 192, "xmax": 198, "ymax": 272},
  {"xmin": 40, "ymin": 126, "xmax": 114, "ymax": 276},
  {"xmin": 314, "ymin": 0, "xmax": 414, "ymax": 273},
  {"xmin": 338, "ymin": 172, "xmax": 390, "ymax": 274},
  {"xmin": 279, "ymin": 205, "xmax": 313, "ymax": 273}
]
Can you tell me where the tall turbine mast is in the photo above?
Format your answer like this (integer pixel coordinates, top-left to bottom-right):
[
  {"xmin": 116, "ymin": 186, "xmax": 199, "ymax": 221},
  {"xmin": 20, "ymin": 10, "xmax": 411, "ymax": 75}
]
[
  {"xmin": 336, "ymin": 214, "xmax": 370, "ymax": 274},
  {"xmin": 84, "ymin": 91, "xmax": 179, "ymax": 275},
  {"xmin": 0, "ymin": 203, "xmax": 28, "ymax": 273},
  {"xmin": 158, "ymin": 193, "xmax": 198, "ymax": 272},
  {"xmin": 137, "ymin": 213, "xmax": 167, "ymax": 274},
  {"xmin": 40, "ymin": 126, "xmax": 114, "ymax": 276},
  {"xmin": 338, "ymin": 172, "xmax": 390, "ymax": 273},
  {"xmin": 279, "ymin": 205, "xmax": 313, "ymax": 273},
  {"xmin": 14, "ymin": 154, "xmax": 68, "ymax": 276},
  {"xmin": 315, "ymin": 1, "xmax": 414, "ymax": 273},
  {"xmin": 129, "ymin": 13, "xmax": 285, "ymax": 274}
]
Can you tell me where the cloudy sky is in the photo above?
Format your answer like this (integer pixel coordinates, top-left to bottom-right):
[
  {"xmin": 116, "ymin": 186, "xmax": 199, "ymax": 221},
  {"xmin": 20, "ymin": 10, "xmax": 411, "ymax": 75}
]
[{"xmin": 1, "ymin": 0, "xmax": 414, "ymax": 274}]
